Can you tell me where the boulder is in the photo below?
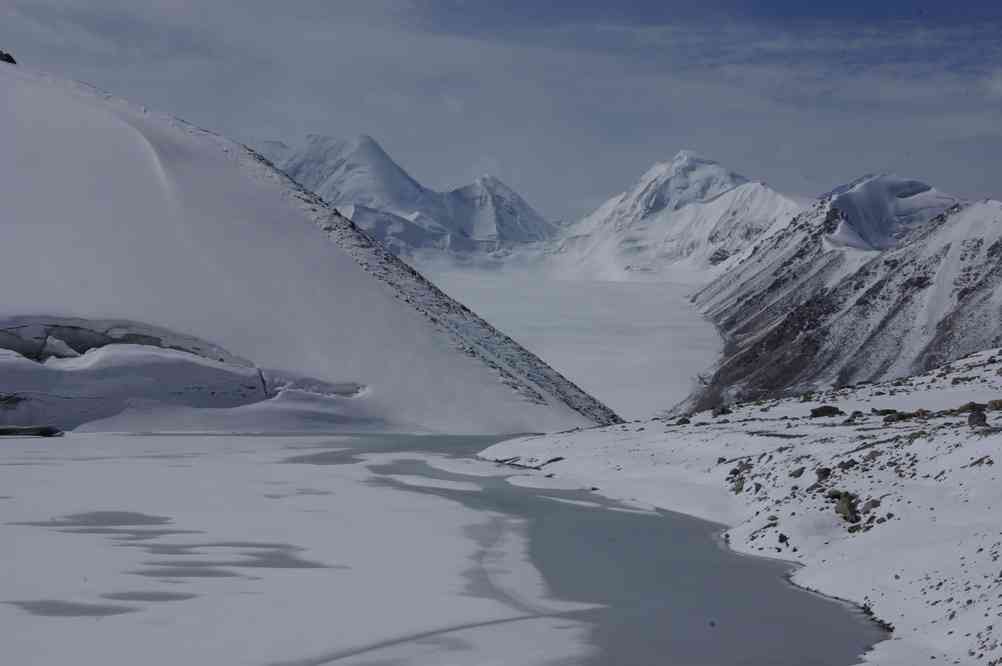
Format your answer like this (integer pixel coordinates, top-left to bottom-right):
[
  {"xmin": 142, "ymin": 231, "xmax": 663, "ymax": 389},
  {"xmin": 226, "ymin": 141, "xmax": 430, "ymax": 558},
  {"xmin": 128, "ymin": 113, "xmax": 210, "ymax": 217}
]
[
  {"xmin": 969, "ymin": 410, "xmax": 988, "ymax": 429},
  {"xmin": 832, "ymin": 491, "xmax": 860, "ymax": 523},
  {"xmin": 810, "ymin": 405, "xmax": 844, "ymax": 418}
]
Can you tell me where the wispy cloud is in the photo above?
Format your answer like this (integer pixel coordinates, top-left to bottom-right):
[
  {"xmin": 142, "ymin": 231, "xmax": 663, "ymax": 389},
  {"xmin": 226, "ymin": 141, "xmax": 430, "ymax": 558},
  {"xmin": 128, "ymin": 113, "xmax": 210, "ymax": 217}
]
[{"xmin": 987, "ymin": 70, "xmax": 1002, "ymax": 99}]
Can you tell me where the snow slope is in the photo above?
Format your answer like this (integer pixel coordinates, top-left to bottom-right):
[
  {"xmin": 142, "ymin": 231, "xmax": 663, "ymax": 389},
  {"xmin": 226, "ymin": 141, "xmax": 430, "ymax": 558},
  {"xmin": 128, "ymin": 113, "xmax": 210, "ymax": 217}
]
[
  {"xmin": 549, "ymin": 151, "xmax": 803, "ymax": 280},
  {"xmin": 423, "ymin": 268, "xmax": 722, "ymax": 418},
  {"xmin": 260, "ymin": 135, "xmax": 557, "ymax": 254},
  {"xmin": 482, "ymin": 348, "xmax": 1002, "ymax": 665},
  {"xmin": 688, "ymin": 176, "xmax": 995, "ymax": 410},
  {"xmin": 0, "ymin": 65, "xmax": 619, "ymax": 433}
]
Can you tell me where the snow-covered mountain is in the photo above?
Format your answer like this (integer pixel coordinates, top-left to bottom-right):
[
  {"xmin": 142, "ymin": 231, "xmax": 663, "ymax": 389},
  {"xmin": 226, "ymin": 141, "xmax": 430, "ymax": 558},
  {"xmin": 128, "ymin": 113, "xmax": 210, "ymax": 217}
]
[
  {"xmin": 687, "ymin": 173, "xmax": 998, "ymax": 410},
  {"xmin": 259, "ymin": 135, "xmax": 558, "ymax": 254},
  {"xmin": 0, "ymin": 65, "xmax": 620, "ymax": 433},
  {"xmin": 549, "ymin": 151, "xmax": 804, "ymax": 280}
]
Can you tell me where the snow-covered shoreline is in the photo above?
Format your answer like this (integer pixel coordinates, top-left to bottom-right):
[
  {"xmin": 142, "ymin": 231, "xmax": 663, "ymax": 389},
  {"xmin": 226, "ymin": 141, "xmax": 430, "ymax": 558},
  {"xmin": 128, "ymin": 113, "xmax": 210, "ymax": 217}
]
[{"xmin": 480, "ymin": 348, "xmax": 1002, "ymax": 666}]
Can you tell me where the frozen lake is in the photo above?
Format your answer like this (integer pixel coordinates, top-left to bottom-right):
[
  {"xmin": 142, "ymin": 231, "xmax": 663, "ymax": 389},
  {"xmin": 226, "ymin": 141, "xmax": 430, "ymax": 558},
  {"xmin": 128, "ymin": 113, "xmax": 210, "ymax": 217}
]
[
  {"xmin": 1, "ymin": 433, "xmax": 886, "ymax": 665},
  {"xmin": 423, "ymin": 269, "xmax": 721, "ymax": 419}
]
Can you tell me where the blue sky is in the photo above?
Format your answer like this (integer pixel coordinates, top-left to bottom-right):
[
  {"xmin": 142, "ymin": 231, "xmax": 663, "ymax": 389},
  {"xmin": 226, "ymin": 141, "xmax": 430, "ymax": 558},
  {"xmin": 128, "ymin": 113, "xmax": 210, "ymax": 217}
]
[{"xmin": 2, "ymin": 1, "xmax": 1000, "ymax": 219}]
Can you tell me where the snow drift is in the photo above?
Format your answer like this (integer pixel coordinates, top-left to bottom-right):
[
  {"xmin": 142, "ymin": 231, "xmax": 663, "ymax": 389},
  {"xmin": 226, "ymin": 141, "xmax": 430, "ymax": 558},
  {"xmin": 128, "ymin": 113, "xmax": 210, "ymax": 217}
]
[{"xmin": 0, "ymin": 66, "xmax": 619, "ymax": 433}]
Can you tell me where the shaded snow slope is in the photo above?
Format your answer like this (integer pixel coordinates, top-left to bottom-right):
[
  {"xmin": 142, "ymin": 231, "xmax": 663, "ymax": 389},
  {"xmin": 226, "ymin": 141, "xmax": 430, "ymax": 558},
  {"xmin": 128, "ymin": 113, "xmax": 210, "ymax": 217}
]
[
  {"xmin": 482, "ymin": 349, "xmax": 1002, "ymax": 666},
  {"xmin": 260, "ymin": 135, "xmax": 557, "ymax": 254},
  {"xmin": 0, "ymin": 66, "xmax": 619, "ymax": 433},
  {"xmin": 688, "ymin": 177, "xmax": 981, "ymax": 410},
  {"xmin": 550, "ymin": 151, "xmax": 803, "ymax": 280}
]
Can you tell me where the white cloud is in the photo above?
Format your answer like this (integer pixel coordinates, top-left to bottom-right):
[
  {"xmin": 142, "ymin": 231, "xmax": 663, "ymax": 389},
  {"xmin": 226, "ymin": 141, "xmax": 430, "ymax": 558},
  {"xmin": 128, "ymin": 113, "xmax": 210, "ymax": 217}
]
[{"xmin": 0, "ymin": 2, "xmax": 998, "ymax": 216}]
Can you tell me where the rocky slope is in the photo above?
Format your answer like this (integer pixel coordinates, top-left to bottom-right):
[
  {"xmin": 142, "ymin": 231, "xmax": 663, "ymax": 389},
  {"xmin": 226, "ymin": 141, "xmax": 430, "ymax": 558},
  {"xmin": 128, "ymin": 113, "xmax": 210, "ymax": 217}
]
[
  {"xmin": 260, "ymin": 135, "xmax": 557, "ymax": 254},
  {"xmin": 481, "ymin": 348, "xmax": 1002, "ymax": 665},
  {"xmin": 687, "ymin": 175, "xmax": 993, "ymax": 410}
]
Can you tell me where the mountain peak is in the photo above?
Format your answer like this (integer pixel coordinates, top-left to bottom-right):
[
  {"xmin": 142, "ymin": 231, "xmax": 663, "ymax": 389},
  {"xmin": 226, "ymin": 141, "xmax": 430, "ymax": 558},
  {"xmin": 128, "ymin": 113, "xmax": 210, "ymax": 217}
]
[
  {"xmin": 469, "ymin": 174, "xmax": 516, "ymax": 194},
  {"xmin": 628, "ymin": 151, "xmax": 748, "ymax": 218},
  {"xmin": 670, "ymin": 149, "xmax": 711, "ymax": 165},
  {"xmin": 257, "ymin": 136, "xmax": 555, "ymax": 250},
  {"xmin": 272, "ymin": 133, "xmax": 428, "ymax": 212}
]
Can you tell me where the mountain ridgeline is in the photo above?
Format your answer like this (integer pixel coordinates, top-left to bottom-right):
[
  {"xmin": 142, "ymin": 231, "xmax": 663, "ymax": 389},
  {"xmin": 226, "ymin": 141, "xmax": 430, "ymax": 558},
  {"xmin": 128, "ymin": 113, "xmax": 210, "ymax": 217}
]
[
  {"xmin": 260, "ymin": 134, "xmax": 1001, "ymax": 409},
  {"xmin": 259, "ymin": 135, "xmax": 558, "ymax": 255},
  {"xmin": 685, "ymin": 176, "xmax": 1002, "ymax": 411}
]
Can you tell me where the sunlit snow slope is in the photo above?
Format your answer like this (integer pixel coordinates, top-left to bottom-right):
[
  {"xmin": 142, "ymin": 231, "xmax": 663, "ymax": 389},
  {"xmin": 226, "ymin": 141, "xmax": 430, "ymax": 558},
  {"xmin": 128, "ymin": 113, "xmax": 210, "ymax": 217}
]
[
  {"xmin": 550, "ymin": 151, "xmax": 804, "ymax": 280},
  {"xmin": 0, "ymin": 66, "xmax": 619, "ymax": 433}
]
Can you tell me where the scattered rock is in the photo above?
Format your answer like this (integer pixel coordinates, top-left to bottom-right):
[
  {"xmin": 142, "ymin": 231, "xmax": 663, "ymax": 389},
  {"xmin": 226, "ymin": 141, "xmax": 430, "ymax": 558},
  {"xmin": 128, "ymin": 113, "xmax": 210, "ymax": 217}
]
[
  {"xmin": 712, "ymin": 405, "xmax": 732, "ymax": 417},
  {"xmin": 837, "ymin": 458, "xmax": 858, "ymax": 471},
  {"xmin": 871, "ymin": 408, "xmax": 899, "ymax": 417},
  {"xmin": 965, "ymin": 455, "xmax": 994, "ymax": 468},
  {"xmin": 815, "ymin": 467, "xmax": 832, "ymax": 482},
  {"xmin": 789, "ymin": 466, "xmax": 806, "ymax": 478},
  {"xmin": 676, "ymin": 416, "xmax": 691, "ymax": 425}
]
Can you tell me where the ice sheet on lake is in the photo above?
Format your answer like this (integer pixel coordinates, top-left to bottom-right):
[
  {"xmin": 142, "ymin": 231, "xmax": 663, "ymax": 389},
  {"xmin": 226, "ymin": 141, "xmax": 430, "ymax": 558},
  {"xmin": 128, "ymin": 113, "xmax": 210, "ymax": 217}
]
[{"xmin": 0, "ymin": 434, "xmax": 593, "ymax": 666}]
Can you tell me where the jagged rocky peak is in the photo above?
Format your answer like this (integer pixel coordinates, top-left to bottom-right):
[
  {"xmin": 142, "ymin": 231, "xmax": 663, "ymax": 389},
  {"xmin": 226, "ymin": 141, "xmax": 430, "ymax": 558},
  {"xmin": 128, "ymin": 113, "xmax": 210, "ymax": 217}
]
[
  {"xmin": 628, "ymin": 150, "xmax": 750, "ymax": 218},
  {"xmin": 822, "ymin": 173, "xmax": 959, "ymax": 250},
  {"xmin": 0, "ymin": 49, "xmax": 16, "ymax": 65}
]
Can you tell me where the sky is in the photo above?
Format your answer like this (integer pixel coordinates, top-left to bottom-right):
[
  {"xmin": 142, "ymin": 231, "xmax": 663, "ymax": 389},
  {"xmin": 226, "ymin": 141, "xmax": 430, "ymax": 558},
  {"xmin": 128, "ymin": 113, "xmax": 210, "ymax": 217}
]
[{"xmin": 2, "ymin": 1, "xmax": 1001, "ymax": 220}]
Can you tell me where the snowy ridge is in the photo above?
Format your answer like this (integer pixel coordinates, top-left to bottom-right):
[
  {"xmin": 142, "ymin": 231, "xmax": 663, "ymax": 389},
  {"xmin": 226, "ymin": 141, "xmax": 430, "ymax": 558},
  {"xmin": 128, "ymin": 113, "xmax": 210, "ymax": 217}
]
[
  {"xmin": 260, "ymin": 135, "xmax": 557, "ymax": 254},
  {"xmin": 688, "ymin": 176, "xmax": 977, "ymax": 410},
  {"xmin": 0, "ymin": 65, "xmax": 620, "ymax": 432},
  {"xmin": 826, "ymin": 175, "xmax": 959, "ymax": 250},
  {"xmin": 482, "ymin": 349, "xmax": 1002, "ymax": 665},
  {"xmin": 550, "ymin": 151, "xmax": 803, "ymax": 279}
]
